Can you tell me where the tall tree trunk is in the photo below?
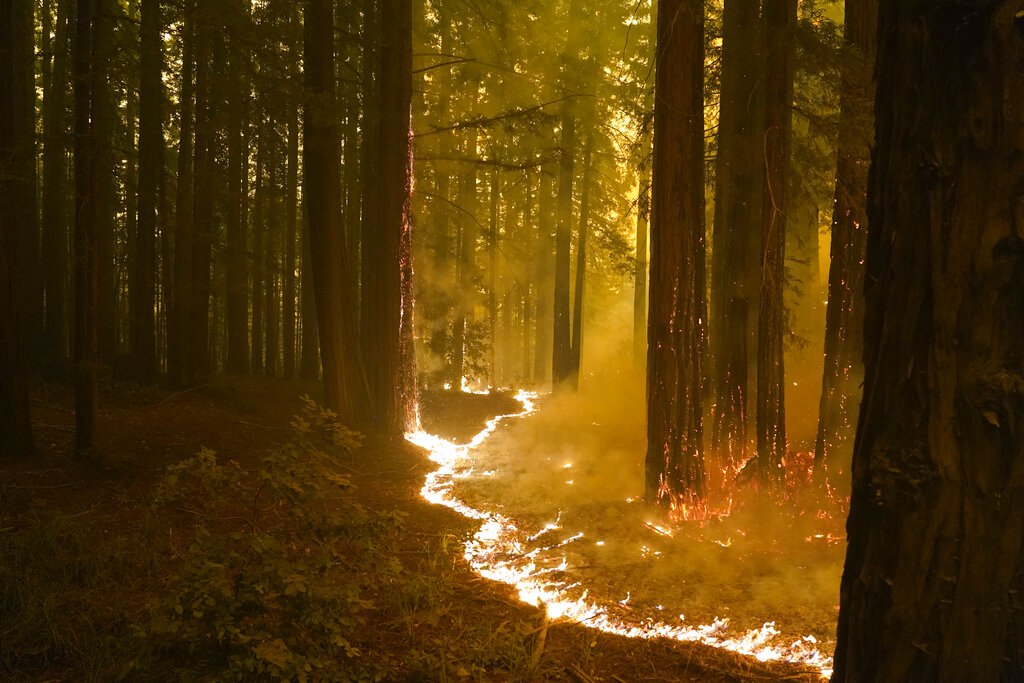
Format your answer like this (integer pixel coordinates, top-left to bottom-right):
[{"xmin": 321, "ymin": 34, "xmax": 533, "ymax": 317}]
[
  {"xmin": 299, "ymin": 203, "xmax": 319, "ymax": 380},
  {"xmin": 251, "ymin": 138, "xmax": 265, "ymax": 374},
  {"xmin": 42, "ymin": 0, "xmax": 71, "ymax": 361},
  {"xmin": 283, "ymin": 100, "xmax": 298, "ymax": 379},
  {"xmin": 452, "ymin": 122, "xmax": 478, "ymax": 388},
  {"xmin": 813, "ymin": 0, "xmax": 877, "ymax": 480},
  {"xmin": 93, "ymin": 0, "xmax": 116, "ymax": 361},
  {"xmin": 358, "ymin": 0, "xmax": 380, "ymax": 335},
  {"xmin": 755, "ymin": 0, "xmax": 796, "ymax": 484},
  {"xmin": 633, "ymin": 179, "xmax": 649, "ymax": 369},
  {"xmin": 570, "ymin": 132, "xmax": 593, "ymax": 389},
  {"xmin": 833, "ymin": 4, "xmax": 1024, "ymax": 680},
  {"xmin": 645, "ymin": 0, "xmax": 706, "ymax": 513},
  {"xmin": 224, "ymin": 0, "xmax": 249, "ymax": 375},
  {"xmin": 264, "ymin": 155, "xmax": 280, "ymax": 377},
  {"xmin": 131, "ymin": 0, "xmax": 162, "ymax": 385},
  {"xmin": 6, "ymin": 0, "xmax": 40, "ymax": 367},
  {"xmin": 710, "ymin": 0, "xmax": 763, "ymax": 469},
  {"xmin": 487, "ymin": 164, "xmax": 499, "ymax": 386},
  {"xmin": 189, "ymin": 7, "xmax": 215, "ymax": 384},
  {"xmin": 0, "ymin": 0, "xmax": 35, "ymax": 456},
  {"xmin": 551, "ymin": 113, "xmax": 575, "ymax": 389},
  {"xmin": 73, "ymin": 0, "xmax": 100, "ymax": 455},
  {"xmin": 303, "ymin": 0, "xmax": 367, "ymax": 423},
  {"xmin": 363, "ymin": 0, "xmax": 414, "ymax": 433},
  {"xmin": 168, "ymin": 0, "xmax": 194, "ymax": 387},
  {"xmin": 533, "ymin": 158, "xmax": 555, "ymax": 383}
]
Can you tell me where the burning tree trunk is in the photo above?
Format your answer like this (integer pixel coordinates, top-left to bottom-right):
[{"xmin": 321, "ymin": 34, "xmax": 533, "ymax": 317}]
[
  {"xmin": 813, "ymin": 0, "xmax": 877, "ymax": 480},
  {"xmin": 755, "ymin": 0, "xmax": 795, "ymax": 485},
  {"xmin": 645, "ymin": 0, "xmax": 706, "ymax": 511},
  {"xmin": 303, "ymin": 0, "xmax": 367, "ymax": 423},
  {"xmin": 0, "ymin": 0, "xmax": 35, "ymax": 457},
  {"xmin": 710, "ymin": 0, "xmax": 763, "ymax": 469},
  {"xmin": 833, "ymin": 4, "xmax": 1024, "ymax": 680},
  {"xmin": 362, "ymin": 0, "xmax": 416, "ymax": 434}
]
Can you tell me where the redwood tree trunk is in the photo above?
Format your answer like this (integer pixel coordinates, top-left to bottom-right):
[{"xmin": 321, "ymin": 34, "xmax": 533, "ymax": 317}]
[
  {"xmin": 813, "ymin": 0, "xmax": 877, "ymax": 480},
  {"xmin": 633, "ymin": 177, "xmax": 649, "ymax": 369},
  {"xmin": 303, "ymin": 0, "xmax": 367, "ymax": 423},
  {"xmin": 363, "ymin": 0, "xmax": 415, "ymax": 433},
  {"xmin": 755, "ymin": 0, "xmax": 795, "ymax": 484},
  {"xmin": 833, "ymin": 4, "xmax": 1024, "ymax": 681},
  {"xmin": 645, "ymin": 0, "xmax": 706, "ymax": 512},
  {"xmin": 551, "ymin": 113, "xmax": 575, "ymax": 389},
  {"xmin": 73, "ymin": 0, "xmax": 100, "ymax": 455},
  {"xmin": 710, "ymin": 0, "xmax": 763, "ymax": 469},
  {"xmin": 131, "ymin": 0, "xmax": 162, "ymax": 385},
  {"xmin": 0, "ymin": 0, "xmax": 34, "ymax": 457}
]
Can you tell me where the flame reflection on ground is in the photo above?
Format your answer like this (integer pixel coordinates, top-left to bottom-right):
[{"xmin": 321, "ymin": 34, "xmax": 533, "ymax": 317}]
[{"xmin": 406, "ymin": 390, "xmax": 833, "ymax": 679}]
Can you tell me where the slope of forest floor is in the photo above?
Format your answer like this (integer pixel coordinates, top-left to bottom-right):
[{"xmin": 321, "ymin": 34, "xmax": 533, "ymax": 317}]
[{"xmin": 0, "ymin": 376, "xmax": 821, "ymax": 682}]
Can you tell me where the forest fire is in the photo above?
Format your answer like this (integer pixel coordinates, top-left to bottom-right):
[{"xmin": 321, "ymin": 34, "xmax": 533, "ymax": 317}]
[{"xmin": 407, "ymin": 391, "xmax": 834, "ymax": 679}]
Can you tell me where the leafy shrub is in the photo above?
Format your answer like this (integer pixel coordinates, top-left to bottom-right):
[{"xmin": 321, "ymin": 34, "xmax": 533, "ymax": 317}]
[{"xmin": 131, "ymin": 398, "xmax": 405, "ymax": 682}]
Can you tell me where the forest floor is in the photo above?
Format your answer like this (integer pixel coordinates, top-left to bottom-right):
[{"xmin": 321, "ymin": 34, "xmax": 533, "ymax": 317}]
[{"xmin": 0, "ymin": 375, "xmax": 822, "ymax": 682}]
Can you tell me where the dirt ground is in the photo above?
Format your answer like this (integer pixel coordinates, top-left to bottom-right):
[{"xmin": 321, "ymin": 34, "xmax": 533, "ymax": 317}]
[{"xmin": 0, "ymin": 376, "xmax": 823, "ymax": 682}]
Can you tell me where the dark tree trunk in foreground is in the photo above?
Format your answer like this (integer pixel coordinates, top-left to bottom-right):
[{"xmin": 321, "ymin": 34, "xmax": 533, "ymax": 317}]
[
  {"xmin": 299, "ymin": 207, "xmax": 320, "ymax": 380},
  {"xmin": 551, "ymin": 113, "xmax": 575, "ymax": 389},
  {"xmin": 131, "ymin": 0, "xmax": 163, "ymax": 385},
  {"xmin": 304, "ymin": 0, "xmax": 367, "ymax": 423},
  {"xmin": 710, "ymin": 0, "xmax": 762, "ymax": 468},
  {"xmin": 0, "ymin": 0, "xmax": 34, "ymax": 457},
  {"xmin": 755, "ymin": 0, "xmax": 795, "ymax": 484},
  {"xmin": 646, "ymin": 0, "xmax": 706, "ymax": 512},
  {"xmin": 73, "ymin": 0, "xmax": 100, "ymax": 455},
  {"xmin": 363, "ymin": 0, "xmax": 415, "ymax": 433},
  {"xmin": 813, "ymin": 0, "xmax": 877, "ymax": 480},
  {"xmin": 5, "ymin": 0, "xmax": 40, "ymax": 366},
  {"xmin": 833, "ymin": 4, "xmax": 1024, "ymax": 681}
]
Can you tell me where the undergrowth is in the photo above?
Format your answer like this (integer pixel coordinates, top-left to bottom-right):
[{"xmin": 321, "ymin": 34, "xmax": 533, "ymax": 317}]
[{"xmin": 1, "ymin": 396, "xmax": 548, "ymax": 682}]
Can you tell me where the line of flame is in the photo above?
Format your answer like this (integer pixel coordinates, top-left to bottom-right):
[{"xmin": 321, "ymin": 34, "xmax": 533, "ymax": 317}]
[{"xmin": 406, "ymin": 390, "xmax": 832, "ymax": 679}]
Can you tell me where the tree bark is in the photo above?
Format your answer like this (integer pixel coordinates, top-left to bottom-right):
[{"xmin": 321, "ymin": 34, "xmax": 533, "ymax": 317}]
[
  {"xmin": 168, "ymin": 0, "xmax": 194, "ymax": 387},
  {"xmin": 73, "ymin": 0, "xmax": 100, "ymax": 455},
  {"xmin": 42, "ymin": 0, "xmax": 71, "ymax": 362},
  {"xmin": 303, "ymin": 0, "xmax": 367, "ymax": 423},
  {"xmin": 224, "ymin": 0, "xmax": 250, "ymax": 375},
  {"xmin": 131, "ymin": 0, "xmax": 162, "ymax": 385},
  {"xmin": 0, "ymin": 0, "xmax": 35, "ymax": 457},
  {"xmin": 363, "ymin": 0, "xmax": 415, "ymax": 433},
  {"xmin": 551, "ymin": 113, "xmax": 575, "ymax": 389},
  {"xmin": 813, "ymin": 0, "xmax": 877, "ymax": 480},
  {"xmin": 755, "ymin": 0, "xmax": 796, "ymax": 484},
  {"xmin": 833, "ymin": 4, "xmax": 1024, "ymax": 680},
  {"xmin": 633, "ymin": 174, "xmax": 649, "ymax": 370},
  {"xmin": 533, "ymin": 157, "xmax": 555, "ymax": 384},
  {"xmin": 570, "ymin": 132, "xmax": 593, "ymax": 389},
  {"xmin": 645, "ymin": 0, "xmax": 706, "ymax": 512},
  {"xmin": 710, "ymin": 0, "xmax": 763, "ymax": 469},
  {"xmin": 283, "ymin": 99, "xmax": 299, "ymax": 379}
]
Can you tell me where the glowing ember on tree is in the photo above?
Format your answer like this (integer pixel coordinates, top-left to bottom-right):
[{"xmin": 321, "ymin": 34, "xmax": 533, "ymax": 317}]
[{"xmin": 406, "ymin": 391, "xmax": 834, "ymax": 678}]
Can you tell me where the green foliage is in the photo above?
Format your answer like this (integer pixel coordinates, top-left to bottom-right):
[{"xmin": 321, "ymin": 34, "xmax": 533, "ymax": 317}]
[{"xmin": 131, "ymin": 399, "xmax": 404, "ymax": 682}]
